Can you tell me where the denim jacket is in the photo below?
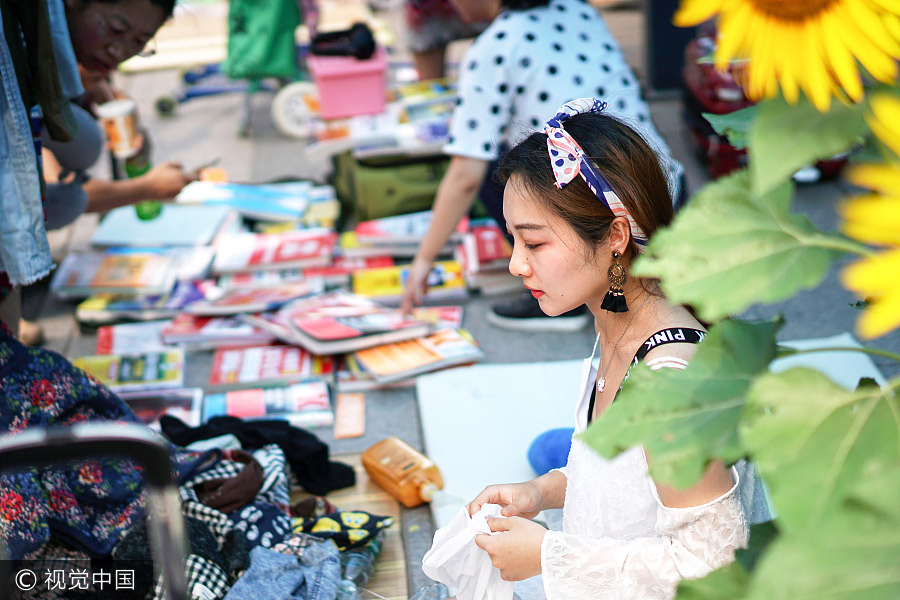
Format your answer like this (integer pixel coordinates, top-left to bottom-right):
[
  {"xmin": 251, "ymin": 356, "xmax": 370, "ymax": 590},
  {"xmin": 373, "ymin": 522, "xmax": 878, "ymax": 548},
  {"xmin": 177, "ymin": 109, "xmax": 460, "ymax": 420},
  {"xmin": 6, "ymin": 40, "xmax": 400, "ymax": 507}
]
[{"xmin": 0, "ymin": 10, "xmax": 52, "ymax": 287}]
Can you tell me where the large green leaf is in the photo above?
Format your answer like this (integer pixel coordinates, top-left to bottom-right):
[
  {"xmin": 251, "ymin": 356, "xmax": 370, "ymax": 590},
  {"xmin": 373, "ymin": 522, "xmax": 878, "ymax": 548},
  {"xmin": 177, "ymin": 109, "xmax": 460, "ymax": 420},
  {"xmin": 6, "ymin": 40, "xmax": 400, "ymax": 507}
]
[
  {"xmin": 704, "ymin": 106, "xmax": 756, "ymax": 150},
  {"xmin": 744, "ymin": 467, "xmax": 900, "ymax": 600},
  {"xmin": 676, "ymin": 561, "xmax": 749, "ymax": 600},
  {"xmin": 632, "ymin": 171, "xmax": 838, "ymax": 323},
  {"xmin": 741, "ymin": 368, "xmax": 900, "ymax": 535},
  {"xmin": 580, "ymin": 319, "xmax": 780, "ymax": 489},
  {"xmin": 749, "ymin": 96, "xmax": 867, "ymax": 196}
]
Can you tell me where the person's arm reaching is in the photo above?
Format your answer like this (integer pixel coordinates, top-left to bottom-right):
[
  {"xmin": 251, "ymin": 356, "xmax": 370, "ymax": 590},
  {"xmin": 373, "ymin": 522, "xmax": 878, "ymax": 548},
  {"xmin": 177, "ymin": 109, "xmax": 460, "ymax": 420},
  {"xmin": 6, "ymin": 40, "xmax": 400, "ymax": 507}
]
[
  {"xmin": 402, "ymin": 155, "xmax": 488, "ymax": 312},
  {"xmin": 82, "ymin": 161, "xmax": 197, "ymax": 213}
]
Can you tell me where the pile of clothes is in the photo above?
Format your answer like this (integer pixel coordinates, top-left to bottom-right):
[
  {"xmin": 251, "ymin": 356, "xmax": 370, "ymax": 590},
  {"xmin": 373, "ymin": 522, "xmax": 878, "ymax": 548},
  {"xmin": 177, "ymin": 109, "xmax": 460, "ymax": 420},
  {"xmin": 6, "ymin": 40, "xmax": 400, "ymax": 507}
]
[{"xmin": 0, "ymin": 325, "xmax": 392, "ymax": 599}]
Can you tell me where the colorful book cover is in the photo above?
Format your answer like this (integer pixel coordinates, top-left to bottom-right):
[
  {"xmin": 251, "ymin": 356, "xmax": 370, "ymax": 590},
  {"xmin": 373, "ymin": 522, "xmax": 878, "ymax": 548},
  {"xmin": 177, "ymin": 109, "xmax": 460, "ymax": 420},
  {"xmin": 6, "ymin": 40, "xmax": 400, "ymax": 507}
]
[
  {"xmin": 303, "ymin": 255, "xmax": 395, "ymax": 287},
  {"xmin": 51, "ymin": 248, "xmax": 176, "ymax": 299},
  {"xmin": 236, "ymin": 290, "xmax": 429, "ymax": 355},
  {"xmin": 96, "ymin": 320, "xmax": 171, "ymax": 355},
  {"xmin": 351, "ymin": 260, "xmax": 467, "ymax": 305},
  {"xmin": 75, "ymin": 280, "xmax": 212, "ymax": 325},
  {"xmin": 409, "ymin": 305, "xmax": 465, "ymax": 329},
  {"xmin": 73, "ymin": 349, "xmax": 185, "ymax": 392},
  {"xmin": 213, "ymin": 228, "xmax": 337, "ymax": 273},
  {"xmin": 456, "ymin": 221, "xmax": 512, "ymax": 275},
  {"xmin": 203, "ymin": 380, "xmax": 333, "ymax": 428},
  {"xmin": 355, "ymin": 211, "xmax": 465, "ymax": 245},
  {"xmin": 161, "ymin": 313, "xmax": 275, "ymax": 347},
  {"xmin": 334, "ymin": 354, "xmax": 415, "ymax": 392},
  {"xmin": 217, "ymin": 268, "xmax": 306, "ymax": 290},
  {"xmin": 92, "ymin": 204, "xmax": 235, "ymax": 247},
  {"xmin": 208, "ymin": 345, "xmax": 334, "ymax": 389},
  {"xmin": 185, "ymin": 280, "xmax": 320, "ymax": 315},
  {"xmin": 175, "ymin": 181, "xmax": 311, "ymax": 222},
  {"xmin": 352, "ymin": 328, "xmax": 483, "ymax": 384},
  {"xmin": 118, "ymin": 388, "xmax": 203, "ymax": 429}
]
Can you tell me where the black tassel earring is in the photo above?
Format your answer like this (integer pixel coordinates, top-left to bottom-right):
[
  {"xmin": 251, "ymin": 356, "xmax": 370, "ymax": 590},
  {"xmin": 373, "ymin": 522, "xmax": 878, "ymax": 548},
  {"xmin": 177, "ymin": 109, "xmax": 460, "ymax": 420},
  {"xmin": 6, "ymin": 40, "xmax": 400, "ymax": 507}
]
[{"xmin": 601, "ymin": 250, "xmax": 629, "ymax": 312}]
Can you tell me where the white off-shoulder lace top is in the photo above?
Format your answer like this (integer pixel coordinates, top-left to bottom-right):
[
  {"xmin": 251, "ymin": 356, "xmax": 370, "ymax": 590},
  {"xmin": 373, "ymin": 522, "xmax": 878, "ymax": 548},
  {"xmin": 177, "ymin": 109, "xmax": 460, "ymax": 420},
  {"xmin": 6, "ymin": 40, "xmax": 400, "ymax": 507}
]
[{"xmin": 537, "ymin": 347, "xmax": 752, "ymax": 600}]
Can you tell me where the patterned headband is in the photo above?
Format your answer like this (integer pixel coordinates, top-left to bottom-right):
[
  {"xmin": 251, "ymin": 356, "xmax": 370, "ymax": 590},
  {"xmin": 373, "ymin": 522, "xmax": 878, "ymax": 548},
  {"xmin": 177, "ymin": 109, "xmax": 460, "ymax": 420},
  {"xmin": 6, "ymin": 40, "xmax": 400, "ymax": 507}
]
[{"xmin": 545, "ymin": 98, "xmax": 648, "ymax": 246}]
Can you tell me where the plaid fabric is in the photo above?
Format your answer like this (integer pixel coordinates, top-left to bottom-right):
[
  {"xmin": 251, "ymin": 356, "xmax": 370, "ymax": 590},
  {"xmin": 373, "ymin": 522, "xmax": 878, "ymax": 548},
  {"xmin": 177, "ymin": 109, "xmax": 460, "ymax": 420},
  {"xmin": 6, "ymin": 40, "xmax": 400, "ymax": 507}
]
[
  {"xmin": 15, "ymin": 541, "xmax": 95, "ymax": 600},
  {"xmin": 179, "ymin": 494, "xmax": 238, "ymax": 543},
  {"xmin": 185, "ymin": 445, "xmax": 290, "ymax": 512},
  {"xmin": 154, "ymin": 555, "xmax": 230, "ymax": 600}
]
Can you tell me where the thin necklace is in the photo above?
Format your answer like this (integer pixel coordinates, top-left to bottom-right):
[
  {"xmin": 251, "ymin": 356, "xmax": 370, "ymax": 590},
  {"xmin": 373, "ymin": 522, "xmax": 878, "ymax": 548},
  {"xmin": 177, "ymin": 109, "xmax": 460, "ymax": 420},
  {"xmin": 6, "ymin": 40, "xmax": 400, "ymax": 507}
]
[{"xmin": 597, "ymin": 291, "xmax": 652, "ymax": 393}]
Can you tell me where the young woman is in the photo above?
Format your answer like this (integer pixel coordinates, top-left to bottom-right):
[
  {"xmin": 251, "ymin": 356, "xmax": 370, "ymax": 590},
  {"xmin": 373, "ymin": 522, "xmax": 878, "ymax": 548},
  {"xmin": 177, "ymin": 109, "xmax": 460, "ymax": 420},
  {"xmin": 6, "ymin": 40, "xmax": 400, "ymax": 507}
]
[{"xmin": 464, "ymin": 99, "xmax": 750, "ymax": 599}]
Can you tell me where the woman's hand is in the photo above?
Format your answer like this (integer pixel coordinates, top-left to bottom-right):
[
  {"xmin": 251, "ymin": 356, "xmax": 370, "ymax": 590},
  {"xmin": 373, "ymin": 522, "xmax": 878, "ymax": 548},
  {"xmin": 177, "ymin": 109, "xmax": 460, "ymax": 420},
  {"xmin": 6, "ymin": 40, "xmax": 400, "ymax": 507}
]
[
  {"xmin": 138, "ymin": 161, "xmax": 197, "ymax": 199},
  {"xmin": 467, "ymin": 481, "xmax": 544, "ymax": 519},
  {"xmin": 475, "ymin": 517, "xmax": 546, "ymax": 581},
  {"xmin": 401, "ymin": 256, "xmax": 434, "ymax": 314}
]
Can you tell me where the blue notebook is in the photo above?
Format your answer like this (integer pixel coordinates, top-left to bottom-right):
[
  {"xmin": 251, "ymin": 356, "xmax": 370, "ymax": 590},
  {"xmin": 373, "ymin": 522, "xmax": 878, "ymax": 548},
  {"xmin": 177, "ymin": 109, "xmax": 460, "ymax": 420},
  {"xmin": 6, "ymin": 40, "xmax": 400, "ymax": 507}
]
[{"xmin": 92, "ymin": 204, "xmax": 235, "ymax": 247}]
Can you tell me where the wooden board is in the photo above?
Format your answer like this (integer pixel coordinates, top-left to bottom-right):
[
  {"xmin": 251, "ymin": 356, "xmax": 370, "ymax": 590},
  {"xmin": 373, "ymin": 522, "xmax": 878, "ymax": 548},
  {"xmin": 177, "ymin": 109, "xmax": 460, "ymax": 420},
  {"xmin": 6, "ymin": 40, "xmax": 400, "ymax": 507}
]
[{"xmin": 294, "ymin": 452, "xmax": 407, "ymax": 600}]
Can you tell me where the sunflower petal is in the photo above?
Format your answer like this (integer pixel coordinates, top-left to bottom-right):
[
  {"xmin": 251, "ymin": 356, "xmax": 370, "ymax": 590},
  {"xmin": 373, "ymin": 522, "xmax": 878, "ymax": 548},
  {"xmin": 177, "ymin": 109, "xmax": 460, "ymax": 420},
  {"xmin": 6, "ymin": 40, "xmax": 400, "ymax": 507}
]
[
  {"xmin": 800, "ymin": 21, "xmax": 833, "ymax": 111},
  {"xmin": 883, "ymin": 12, "xmax": 900, "ymax": 41},
  {"xmin": 843, "ymin": 0, "xmax": 900, "ymax": 56},
  {"xmin": 835, "ymin": 4, "xmax": 900, "ymax": 82},
  {"xmin": 856, "ymin": 293, "xmax": 900, "ymax": 338},
  {"xmin": 841, "ymin": 200, "xmax": 900, "ymax": 246},
  {"xmin": 841, "ymin": 249, "xmax": 900, "ymax": 293},
  {"xmin": 715, "ymin": 2, "xmax": 751, "ymax": 66},
  {"xmin": 845, "ymin": 164, "xmax": 900, "ymax": 195},
  {"xmin": 867, "ymin": 95, "xmax": 900, "ymax": 157},
  {"xmin": 673, "ymin": 0, "xmax": 726, "ymax": 27},
  {"xmin": 821, "ymin": 9, "xmax": 864, "ymax": 101}
]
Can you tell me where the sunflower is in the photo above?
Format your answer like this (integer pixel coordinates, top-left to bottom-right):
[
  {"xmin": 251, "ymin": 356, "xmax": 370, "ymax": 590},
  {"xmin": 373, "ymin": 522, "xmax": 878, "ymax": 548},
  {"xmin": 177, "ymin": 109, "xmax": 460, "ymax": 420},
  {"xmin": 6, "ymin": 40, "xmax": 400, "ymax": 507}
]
[
  {"xmin": 840, "ymin": 94, "xmax": 900, "ymax": 339},
  {"xmin": 674, "ymin": 0, "xmax": 900, "ymax": 112}
]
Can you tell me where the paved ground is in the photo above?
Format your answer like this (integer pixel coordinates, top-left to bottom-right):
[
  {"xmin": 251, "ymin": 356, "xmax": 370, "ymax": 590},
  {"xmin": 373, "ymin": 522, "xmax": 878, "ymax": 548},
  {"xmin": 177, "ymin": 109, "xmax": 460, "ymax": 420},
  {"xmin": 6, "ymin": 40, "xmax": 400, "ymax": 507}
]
[{"xmin": 23, "ymin": 2, "xmax": 900, "ymax": 594}]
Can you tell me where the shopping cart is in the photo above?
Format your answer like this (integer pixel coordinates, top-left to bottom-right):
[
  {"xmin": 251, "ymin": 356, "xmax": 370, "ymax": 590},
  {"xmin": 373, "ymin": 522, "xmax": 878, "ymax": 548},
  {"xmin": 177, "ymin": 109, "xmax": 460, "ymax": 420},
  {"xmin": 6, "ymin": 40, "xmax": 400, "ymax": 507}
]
[{"xmin": 0, "ymin": 423, "xmax": 189, "ymax": 600}]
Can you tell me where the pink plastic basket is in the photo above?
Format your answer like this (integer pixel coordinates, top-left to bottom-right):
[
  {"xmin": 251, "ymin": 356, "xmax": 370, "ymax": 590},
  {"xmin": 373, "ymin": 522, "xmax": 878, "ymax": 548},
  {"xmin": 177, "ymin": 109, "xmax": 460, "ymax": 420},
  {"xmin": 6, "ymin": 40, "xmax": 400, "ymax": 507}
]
[{"xmin": 307, "ymin": 47, "xmax": 387, "ymax": 120}]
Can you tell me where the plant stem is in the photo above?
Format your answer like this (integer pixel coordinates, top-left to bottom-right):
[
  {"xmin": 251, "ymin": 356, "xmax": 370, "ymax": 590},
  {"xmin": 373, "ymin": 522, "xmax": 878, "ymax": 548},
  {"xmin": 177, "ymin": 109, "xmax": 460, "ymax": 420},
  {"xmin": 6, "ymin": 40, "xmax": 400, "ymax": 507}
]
[
  {"xmin": 776, "ymin": 345, "xmax": 900, "ymax": 364},
  {"xmin": 795, "ymin": 232, "xmax": 874, "ymax": 257}
]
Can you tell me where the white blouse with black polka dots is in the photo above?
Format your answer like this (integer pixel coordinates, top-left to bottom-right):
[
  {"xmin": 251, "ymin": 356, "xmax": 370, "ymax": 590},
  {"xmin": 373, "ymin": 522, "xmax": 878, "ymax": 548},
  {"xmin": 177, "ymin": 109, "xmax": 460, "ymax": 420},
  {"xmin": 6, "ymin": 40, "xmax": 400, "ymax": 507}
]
[{"xmin": 443, "ymin": 0, "xmax": 683, "ymax": 193}]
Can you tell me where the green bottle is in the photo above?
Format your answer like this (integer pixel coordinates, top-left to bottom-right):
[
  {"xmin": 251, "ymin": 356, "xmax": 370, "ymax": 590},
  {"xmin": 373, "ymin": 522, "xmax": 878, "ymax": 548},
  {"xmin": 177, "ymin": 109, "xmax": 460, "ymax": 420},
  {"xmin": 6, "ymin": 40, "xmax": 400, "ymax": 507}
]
[{"xmin": 124, "ymin": 148, "xmax": 163, "ymax": 220}]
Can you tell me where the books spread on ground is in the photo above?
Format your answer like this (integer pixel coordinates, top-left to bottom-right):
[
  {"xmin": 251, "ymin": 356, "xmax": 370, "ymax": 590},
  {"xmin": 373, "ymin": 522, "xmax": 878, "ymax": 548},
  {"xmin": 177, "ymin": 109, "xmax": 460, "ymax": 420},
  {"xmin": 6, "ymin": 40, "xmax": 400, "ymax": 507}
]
[
  {"xmin": 351, "ymin": 260, "xmax": 467, "ymax": 305},
  {"xmin": 212, "ymin": 228, "xmax": 336, "ymax": 274},
  {"xmin": 354, "ymin": 210, "xmax": 466, "ymax": 245},
  {"xmin": 208, "ymin": 344, "xmax": 334, "ymax": 390},
  {"xmin": 337, "ymin": 231, "xmax": 430, "ymax": 260},
  {"xmin": 303, "ymin": 255, "xmax": 395, "ymax": 287},
  {"xmin": 75, "ymin": 280, "xmax": 213, "ymax": 325},
  {"xmin": 203, "ymin": 380, "xmax": 333, "ymax": 428},
  {"xmin": 119, "ymin": 387, "xmax": 203, "ymax": 429},
  {"xmin": 408, "ymin": 305, "xmax": 464, "ymax": 329},
  {"xmin": 185, "ymin": 280, "xmax": 321, "ymax": 315},
  {"xmin": 456, "ymin": 220, "xmax": 512, "ymax": 274},
  {"xmin": 161, "ymin": 313, "xmax": 275, "ymax": 348},
  {"xmin": 217, "ymin": 268, "xmax": 305, "ymax": 290},
  {"xmin": 352, "ymin": 328, "xmax": 484, "ymax": 384},
  {"xmin": 96, "ymin": 320, "xmax": 171, "ymax": 354},
  {"xmin": 335, "ymin": 354, "xmax": 415, "ymax": 392},
  {"xmin": 175, "ymin": 180, "xmax": 324, "ymax": 222},
  {"xmin": 51, "ymin": 248, "xmax": 178, "ymax": 299},
  {"xmin": 91, "ymin": 204, "xmax": 238, "ymax": 247},
  {"xmin": 252, "ymin": 290, "xmax": 435, "ymax": 355},
  {"xmin": 455, "ymin": 220, "xmax": 520, "ymax": 295},
  {"xmin": 73, "ymin": 349, "xmax": 185, "ymax": 392}
]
